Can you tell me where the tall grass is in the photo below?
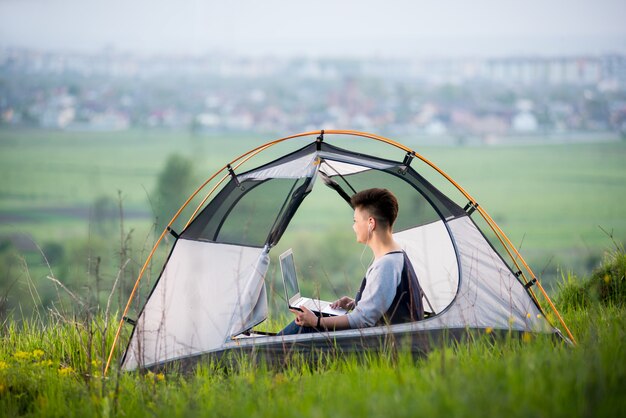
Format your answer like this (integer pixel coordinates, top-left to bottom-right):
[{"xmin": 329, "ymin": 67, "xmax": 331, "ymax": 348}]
[
  {"xmin": 1, "ymin": 207, "xmax": 624, "ymax": 417},
  {"xmin": 1, "ymin": 303, "xmax": 624, "ymax": 417},
  {"xmin": 556, "ymin": 241, "xmax": 626, "ymax": 310}
]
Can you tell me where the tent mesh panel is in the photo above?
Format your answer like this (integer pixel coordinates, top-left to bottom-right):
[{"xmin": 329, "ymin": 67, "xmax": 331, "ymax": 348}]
[
  {"xmin": 182, "ymin": 177, "xmax": 309, "ymax": 247},
  {"xmin": 182, "ymin": 141, "xmax": 466, "ymax": 247}
]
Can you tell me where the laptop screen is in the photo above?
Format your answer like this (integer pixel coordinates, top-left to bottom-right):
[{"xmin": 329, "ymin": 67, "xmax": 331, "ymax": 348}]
[{"xmin": 280, "ymin": 249, "xmax": 300, "ymax": 304}]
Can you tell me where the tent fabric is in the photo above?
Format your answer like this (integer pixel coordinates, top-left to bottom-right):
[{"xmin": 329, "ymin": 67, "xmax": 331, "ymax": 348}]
[
  {"xmin": 121, "ymin": 138, "xmax": 556, "ymax": 370},
  {"xmin": 394, "ymin": 221, "xmax": 459, "ymax": 314},
  {"xmin": 427, "ymin": 215, "xmax": 547, "ymax": 331},
  {"xmin": 227, "ymin": 247, "xmax": 270, "ymax": 339},
  {"xmin": 208, "ymin": 215, "xmax": 549, "ymax": 356},
  {"xmin": 122, "ymin": 241, "xmax": 268, "ymax": 370}
]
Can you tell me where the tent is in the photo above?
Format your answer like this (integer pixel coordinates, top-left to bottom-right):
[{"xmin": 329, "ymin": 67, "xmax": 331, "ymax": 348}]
[{"xmin": 105, "ymin": 130, "xmax": 574, "ymax": 373}]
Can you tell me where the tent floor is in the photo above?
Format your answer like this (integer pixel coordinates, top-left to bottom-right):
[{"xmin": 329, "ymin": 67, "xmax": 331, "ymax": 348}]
[{"xmin": 137, "ymin": 327, "xmax": 563, "ymax": 374}]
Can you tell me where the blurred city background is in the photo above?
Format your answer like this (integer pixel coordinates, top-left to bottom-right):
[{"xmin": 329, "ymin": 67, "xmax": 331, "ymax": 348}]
[{"xmin": 1, "ymin": 48, "xmax": 626, "ymax": 141}]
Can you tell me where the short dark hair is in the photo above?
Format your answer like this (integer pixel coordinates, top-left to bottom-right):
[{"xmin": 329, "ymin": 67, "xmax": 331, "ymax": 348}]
[{"xmin": 350, "ymin": 188, "xmax": 399, "ymax": 228}]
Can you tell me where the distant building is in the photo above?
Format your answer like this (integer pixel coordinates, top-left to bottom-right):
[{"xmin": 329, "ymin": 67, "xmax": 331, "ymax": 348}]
[
  {"xmin": 512, "ymin": 111, "xmax": 539, "ymax": 132},
  {"xmin": 486, "ymin": 57, "xmax": 603, "ymax": 85},
  {"xmin": 41, "ymin": 106, "xmax": 75, "ymax": 129}
]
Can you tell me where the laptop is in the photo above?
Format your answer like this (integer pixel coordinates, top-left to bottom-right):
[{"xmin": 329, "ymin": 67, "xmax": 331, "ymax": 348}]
[{"xmin": 279, "ymin": 249, "xmax": 347, "ymax": 317}]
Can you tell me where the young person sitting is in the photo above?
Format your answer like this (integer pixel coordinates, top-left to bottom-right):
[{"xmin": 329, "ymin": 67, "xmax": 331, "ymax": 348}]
[{"xmin": 278, "ymin": 188, "xmax": 424, "ymax": 335}]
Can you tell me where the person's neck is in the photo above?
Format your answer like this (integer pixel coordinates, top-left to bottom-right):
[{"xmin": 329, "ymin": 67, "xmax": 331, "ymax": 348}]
[{"xmin": 368, "ymin": 232, "xmax": 401, "ymax": 260}]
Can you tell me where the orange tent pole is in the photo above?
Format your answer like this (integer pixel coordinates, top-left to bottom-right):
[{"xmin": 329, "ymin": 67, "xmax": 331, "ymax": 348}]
[{"xmin": 105, "ymin": 130, "xmax": 576, "ymax": 375}]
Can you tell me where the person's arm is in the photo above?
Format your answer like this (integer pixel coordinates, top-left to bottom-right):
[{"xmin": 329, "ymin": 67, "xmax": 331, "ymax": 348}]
[
  {"xmin": 289, "ymin": 307, "xmax": 351, "ymax": 331},
  {"xmin": 347, "ymin": 258, "xmax": 401, "ymax": 328}
]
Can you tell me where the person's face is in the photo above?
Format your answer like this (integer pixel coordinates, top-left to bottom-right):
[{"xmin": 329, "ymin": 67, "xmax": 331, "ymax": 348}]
[{"xmin": 352, "ymin": 206, "xmax": 372, "ymax": 244}]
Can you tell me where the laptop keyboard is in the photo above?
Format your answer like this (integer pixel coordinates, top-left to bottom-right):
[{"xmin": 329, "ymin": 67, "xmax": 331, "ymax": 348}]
[{"xmin": 300, "ymin": 298, "xmax": 329, "ymax": 311}]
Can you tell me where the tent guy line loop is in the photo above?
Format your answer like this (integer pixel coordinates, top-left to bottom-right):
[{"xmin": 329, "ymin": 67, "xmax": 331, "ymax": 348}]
[
  {"xmin": 122, "ymin": 316, "xmax": 136, "ymax": 326},
  {"xmin": 316, "ymin": 129, "xmax": 324, "ymax": 150},
  {"xmin": 463, "ymin": 201, "xmax": 479, "ymax": 216},
  {"xmin": 166, "ymin": 226, "xmax": 179, "ymax": 239},
  {"xmin": 524, "ymin": 278, "xmax": 538, "ymax": 289},
  {"xmin": 402, "ymin": 151, "xmax": 416, "ymax": 167},
  {"xmin": 227, "ymin": 164, "xmax": 240, "ymax": 187}
]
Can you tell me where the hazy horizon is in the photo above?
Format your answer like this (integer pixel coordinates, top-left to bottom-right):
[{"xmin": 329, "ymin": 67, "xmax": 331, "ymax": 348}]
[{"xmin": 1, "ymin": 0, "xmax": 626, "ymax": 58}]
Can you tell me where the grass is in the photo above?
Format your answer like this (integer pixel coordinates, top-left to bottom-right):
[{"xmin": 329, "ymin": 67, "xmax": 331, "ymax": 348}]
[
  {"xmin": 556, "ymin": 242, "xmax": 626, "ymax": 310},
  {"xmin": 0, "ymin": 305, "xmax": 624, "ymax": 417}
]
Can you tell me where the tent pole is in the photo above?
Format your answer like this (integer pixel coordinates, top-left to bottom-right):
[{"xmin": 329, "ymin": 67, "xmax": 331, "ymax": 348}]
[
  {"xmin": 404, "ymin": 146, "xmax": 576, "ymax": 344},
  {"xmin": 106, "ymin": 129, "xmax": 577, "ymax": 375},
  {"xmin": 388, "ymin": 139, "xmax": 577, "ymax": 344}
]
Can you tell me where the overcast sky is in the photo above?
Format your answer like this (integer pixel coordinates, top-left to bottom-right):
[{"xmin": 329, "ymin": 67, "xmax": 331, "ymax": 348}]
[{"xmin": 1, "ymin": 0, "xmax": 625, "ymax": 58}]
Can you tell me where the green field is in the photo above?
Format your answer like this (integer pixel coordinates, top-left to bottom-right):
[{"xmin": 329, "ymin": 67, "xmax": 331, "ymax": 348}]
[
  {"xmin": 1, "ymin": 128, "xmax": 626, "ymax": 315},
  {"xmin": 1, "ymin": 129, "xmax": 624, "ymax": 251}
]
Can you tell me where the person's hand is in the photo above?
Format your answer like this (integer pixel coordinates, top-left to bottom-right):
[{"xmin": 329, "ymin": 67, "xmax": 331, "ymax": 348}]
[
  {"xmin": 289, "ymin": 306, "xmax": 317, "ymax": 327},
  {"xmin": 331, "ymin": 296, "xmax": 355, "ymax": 310}
]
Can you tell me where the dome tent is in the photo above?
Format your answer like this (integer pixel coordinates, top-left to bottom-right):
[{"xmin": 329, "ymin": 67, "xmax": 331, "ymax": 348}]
[{"xmin": 105, "ymin": 130, "xmax": 574, "ymax": 373}]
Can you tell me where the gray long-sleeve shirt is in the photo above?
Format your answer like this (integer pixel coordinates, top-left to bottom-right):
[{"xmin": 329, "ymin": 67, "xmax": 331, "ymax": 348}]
[{"xmin": 347, "ymin": 252, "xmax": 405, "ymax": 328}]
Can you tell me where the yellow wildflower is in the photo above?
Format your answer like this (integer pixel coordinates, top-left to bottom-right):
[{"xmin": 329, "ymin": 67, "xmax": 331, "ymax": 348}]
[
  {"xmin": 32, "ymin": 349, "xmax": 45, "ymax": 359},
  {"xmin": 59, "ymin": 366, "xmax": 74, "ymax": 376},
  {"xmin": 526, "ymin": 313, "xmax": 531, "ymax": 319},
  {"xmin": 0, "ymin": 360, "xmax": 8, "ymax": 370},
  {"xmin": 39, "ymin": 360, "xmax": 54, "ymax": 367},
  {"xmin": 604, "ymin": 274, "xmax": 611, "ymax": 284},
  {"xmin": 14, "ymin": 351, "xmax": 31, "ymax": 361},
  {"xmin": 537, "ymin": 314, "xmax": 542, "ymax": 319},
  {"xmin": 91, "ymin": 359, "xmax": 101, "ymax": 368},
  {"xmin": 522, "ymin": 332, "xmax": 532, "ymax": 343},
  {"xmin": 485, "ymin": 327, "xmax": 493, "ymax": 334},
  {"xmin": 145, "ymin": 370, "xmax": 165, "ymax": 382}
]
